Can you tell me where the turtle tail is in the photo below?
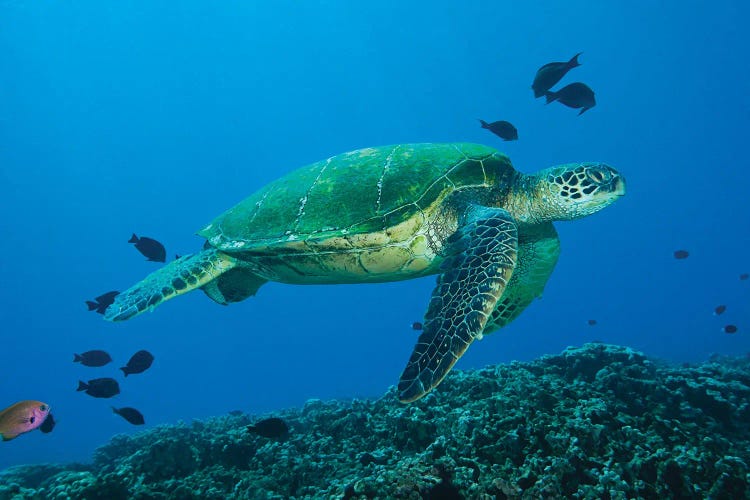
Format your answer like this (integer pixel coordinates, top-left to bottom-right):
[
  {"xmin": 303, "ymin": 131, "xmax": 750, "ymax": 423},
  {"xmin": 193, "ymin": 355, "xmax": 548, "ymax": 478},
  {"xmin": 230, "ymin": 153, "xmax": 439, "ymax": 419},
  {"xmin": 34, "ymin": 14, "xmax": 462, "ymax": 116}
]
[{"xmin": 104, "ymin": 249, "xmax": 237, "ymax": 322}]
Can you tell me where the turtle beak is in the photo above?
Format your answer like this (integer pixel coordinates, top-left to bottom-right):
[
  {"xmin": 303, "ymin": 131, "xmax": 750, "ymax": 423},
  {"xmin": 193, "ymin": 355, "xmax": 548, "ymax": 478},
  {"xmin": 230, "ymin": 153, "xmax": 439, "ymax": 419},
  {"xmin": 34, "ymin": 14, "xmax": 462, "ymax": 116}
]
[{"xmin": 613, "ymin": 175, "xmax": 626, "ymax": 196}]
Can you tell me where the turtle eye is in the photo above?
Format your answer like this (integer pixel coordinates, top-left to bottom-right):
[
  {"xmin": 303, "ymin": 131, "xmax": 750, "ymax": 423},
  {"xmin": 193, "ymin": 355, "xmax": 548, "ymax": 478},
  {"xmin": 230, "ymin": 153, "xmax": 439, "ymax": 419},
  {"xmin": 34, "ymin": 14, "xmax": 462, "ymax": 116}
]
[{"xmin": 587, "ymin": 168, "xmax": 611, "ymax": 184}]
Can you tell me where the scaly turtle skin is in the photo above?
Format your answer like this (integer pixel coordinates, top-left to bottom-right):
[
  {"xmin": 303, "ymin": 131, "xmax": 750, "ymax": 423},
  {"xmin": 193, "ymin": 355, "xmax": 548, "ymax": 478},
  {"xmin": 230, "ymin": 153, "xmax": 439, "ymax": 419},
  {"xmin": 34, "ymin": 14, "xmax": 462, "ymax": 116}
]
[{"xmin": 104, "ymin": 143, "xmax": 625, "ymax": 402}]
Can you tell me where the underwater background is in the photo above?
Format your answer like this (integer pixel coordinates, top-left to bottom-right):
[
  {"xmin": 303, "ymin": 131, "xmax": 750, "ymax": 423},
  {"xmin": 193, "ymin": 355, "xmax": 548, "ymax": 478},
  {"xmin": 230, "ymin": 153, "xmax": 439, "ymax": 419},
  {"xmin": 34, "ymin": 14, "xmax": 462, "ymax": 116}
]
[{"xmin": 1, "ymin": 0, "xmax": 748, "ymax": 476}]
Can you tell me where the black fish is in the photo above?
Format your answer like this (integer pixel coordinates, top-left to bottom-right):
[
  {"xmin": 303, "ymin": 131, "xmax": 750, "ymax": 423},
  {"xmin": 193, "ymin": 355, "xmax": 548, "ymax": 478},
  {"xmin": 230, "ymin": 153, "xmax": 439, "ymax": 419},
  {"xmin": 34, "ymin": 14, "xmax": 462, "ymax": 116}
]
[
  {"xmin": 587, "ymin": 319, "xmax": 597, "ymax": 326},
  {"xmin": 229, "ymin": 410, "xmax": 244, "ymax": 416},
  {"xmin": 247, "ymin": 417, "xmax": 289, "ymax": 438},
  {"xmin": 724, "ymin": 325, "xmax": 738, "ymax": 334},
  {"xmin": 40, "ymin": 413, "xmax": 56, "ymax": 434},
  {"xmin": 673, "ymin": 250, "xmax": 689, "ymax": 259},
  {"xmin": 478, "ymin": 119, "xmax": 518, "ymax": 141},
  {"xmin": 426, "ymin": 465, "xmax": 464, "ymax": 500},
  {"xmin": 532, "ymin": 52, "xmax": 582, "ymax": 98},
  {"xmin": 412, "ymin": 322, "xmax": 423, "ymax": 331},
  {"xmin": 714, "ymin": 305, "xmax": 727, "ymax": 316},
  {"xmin": 129, "ymin": 234, "xmax": 166, "ymax": 263},
  {"xmin": 112, "ymin": 407, "xmax": 145, "ymax": 425},
  {"xmin": 86, "ymin": 291, "xmax": 120, "ymax": 314},
  {"xmin": 545, "ymin": 82, "xmax": 596, "ymax": 115},
  {"xmin": 77, "ymin": 378, "xmax": 120, "ymax": 398},
  {"xmin": 121, "ymin": 350, "xmax": 155, "ymax": 377},
  {"xmin": 73, "ymin": 350, "xmax": 112, "ymax": 367},
  {"xmin": 740, "ymin": 273, "xmax": 749, "ymax": 281}
]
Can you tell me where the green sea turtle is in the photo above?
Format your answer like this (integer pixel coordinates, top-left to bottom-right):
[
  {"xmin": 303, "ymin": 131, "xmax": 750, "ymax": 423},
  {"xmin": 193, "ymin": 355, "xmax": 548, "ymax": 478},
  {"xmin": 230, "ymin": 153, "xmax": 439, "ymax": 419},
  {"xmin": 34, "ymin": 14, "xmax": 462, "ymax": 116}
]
[{"xmin": 104, "ymin": 143, "xmax": 625, "ymax": 402}]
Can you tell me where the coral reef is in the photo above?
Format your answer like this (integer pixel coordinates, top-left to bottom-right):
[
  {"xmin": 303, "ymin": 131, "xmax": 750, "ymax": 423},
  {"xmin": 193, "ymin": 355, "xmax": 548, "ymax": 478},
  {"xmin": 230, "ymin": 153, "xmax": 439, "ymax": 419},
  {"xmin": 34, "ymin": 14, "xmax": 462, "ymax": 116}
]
[{"xmin": 2, "ymin": 343, "xmax": 750, "ymax": 499}]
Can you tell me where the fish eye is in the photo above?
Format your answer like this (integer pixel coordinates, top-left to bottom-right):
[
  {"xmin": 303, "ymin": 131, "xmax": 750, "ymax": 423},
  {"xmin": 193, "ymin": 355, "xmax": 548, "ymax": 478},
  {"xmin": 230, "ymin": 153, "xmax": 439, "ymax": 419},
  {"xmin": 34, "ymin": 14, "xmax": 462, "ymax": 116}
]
[{"xmin": 39, "ymin": 404, "xmax": 47, "ymax": 411}]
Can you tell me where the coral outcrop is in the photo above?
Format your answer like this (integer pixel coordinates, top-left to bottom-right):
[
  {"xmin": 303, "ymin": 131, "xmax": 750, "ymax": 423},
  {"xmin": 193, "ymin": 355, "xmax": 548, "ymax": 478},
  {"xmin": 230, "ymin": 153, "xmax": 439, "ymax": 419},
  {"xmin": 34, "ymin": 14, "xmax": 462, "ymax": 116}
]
[{"xmin": 2, "ymin": 343, "xmax": 749, "ymax": 499}]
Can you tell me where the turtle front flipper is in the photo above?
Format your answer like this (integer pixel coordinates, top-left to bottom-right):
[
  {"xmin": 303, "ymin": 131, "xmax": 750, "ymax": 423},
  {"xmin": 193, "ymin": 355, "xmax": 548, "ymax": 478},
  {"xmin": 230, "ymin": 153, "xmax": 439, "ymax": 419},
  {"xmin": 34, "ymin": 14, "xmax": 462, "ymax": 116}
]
[
  {"xmin": 104, "ymin": 249, "xmax": 237, "ymax": 321},
  {"xmin": 397, "ymin": 206, "xmax": 518, "ymax": 403}
]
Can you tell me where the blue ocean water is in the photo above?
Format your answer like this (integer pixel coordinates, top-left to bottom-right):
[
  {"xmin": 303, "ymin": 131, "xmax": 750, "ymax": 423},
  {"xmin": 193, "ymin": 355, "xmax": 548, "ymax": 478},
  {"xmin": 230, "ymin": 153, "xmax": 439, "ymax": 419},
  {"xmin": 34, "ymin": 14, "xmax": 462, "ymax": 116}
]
[{"xmin": 0, "ymin": 1, "xmax": 748, "ymax": 470}]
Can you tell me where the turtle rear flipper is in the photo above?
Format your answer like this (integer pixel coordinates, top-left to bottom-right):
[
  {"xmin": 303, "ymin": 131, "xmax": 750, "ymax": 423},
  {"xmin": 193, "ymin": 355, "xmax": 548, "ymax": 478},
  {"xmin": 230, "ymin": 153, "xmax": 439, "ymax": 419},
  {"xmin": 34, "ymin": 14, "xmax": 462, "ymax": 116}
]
[
  {"xmin": 397, "ymin": 206, "xmax": 518, "ymax": 402},
  {"xmin": 202, "ymin": 268, "xmax": 267, "ymax": 305},
  {"xmin": 104, "ymin": 249, "xmax": 237, "ymax": 321}
]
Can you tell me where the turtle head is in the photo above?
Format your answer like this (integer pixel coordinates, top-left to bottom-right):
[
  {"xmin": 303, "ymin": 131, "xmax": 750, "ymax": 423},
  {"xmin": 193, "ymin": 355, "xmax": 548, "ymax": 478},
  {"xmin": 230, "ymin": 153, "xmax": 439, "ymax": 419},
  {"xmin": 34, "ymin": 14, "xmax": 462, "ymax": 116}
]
[{"xmin": 532, "ymin": 163, "xmax": 625, "ymax": 221}]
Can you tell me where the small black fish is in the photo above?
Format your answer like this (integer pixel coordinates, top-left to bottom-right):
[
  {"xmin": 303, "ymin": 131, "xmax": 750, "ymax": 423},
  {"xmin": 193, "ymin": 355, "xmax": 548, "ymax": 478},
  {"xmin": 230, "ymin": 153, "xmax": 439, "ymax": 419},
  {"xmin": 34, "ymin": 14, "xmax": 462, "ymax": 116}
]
[
  {"xmin": 587, "ymin": 319, "xmax": 597, "ymax": 326},
  {"xmin": 86, "ymin": 291, "xmax": 120, "ymax": 314},
  {"xmin": 175, "ymin": 254, "xmax": 181, "ymax": 260},
  {"xmin": 247, "ymin": 417, "xmax": 289, "ymax": 438},
  {"xmin": 412, "ymin": 322, "xmax": 423, "ymax": 331},
  {"xmin": 129, "ymin": 234, "xmax": 166, "ymax": 263},
  {"xmin": 545, "ymin": 82, "xmax": 596, "ymax": 115},
  {"xmin": 724, "ymin": 325, "xmax": 738, "ymax": 334},
  {"xmin": 121, "ymin": 350, "xmax": 155, "ymax": 377},
  {"xmin": 673, "ymin": 250, "xmax": 690, "ymax": 259},
  {"xmin": 229, "ymin": 410, "xmax": 244, "ymax": 416},
  {"xmin": 112, "ymin": 407, "xmax": 145, "ymax": 425},
  {"xmin": 77, "ymin": 378, "xmax": 120, "ymax": 398},
  {"xmin": 73, "ymin": 350, "xmax": 112, "ymax": 367},
  {"xmin": 740, "ymin": 273, "xmax": 749, "ymax": 281},
  {"xmin": 39, "ymin": 413, "xmax": 56, "ymax": 434},
  {"xmin": 714, "ymin": 305, "xmax": 727, "ymax": 316},
  {"xmin": 532, "ymin": 52, "xmax": 582, "ymax": 98},
  {"xmin": 478, "ymin": 119, "xmax": 518, "ymax": 141},
  {"xmin": 426, "ymin": 464, "xmax": 464, "ymax": 500}
]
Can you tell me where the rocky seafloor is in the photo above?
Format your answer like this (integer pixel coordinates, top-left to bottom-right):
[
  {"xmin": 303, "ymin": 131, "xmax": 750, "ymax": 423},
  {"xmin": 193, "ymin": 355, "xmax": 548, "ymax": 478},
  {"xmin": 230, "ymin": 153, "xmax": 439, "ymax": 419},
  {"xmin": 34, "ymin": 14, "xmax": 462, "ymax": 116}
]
[{"xmin": 2, "ymin": 343, "xmax": 750, "ymax": 499}]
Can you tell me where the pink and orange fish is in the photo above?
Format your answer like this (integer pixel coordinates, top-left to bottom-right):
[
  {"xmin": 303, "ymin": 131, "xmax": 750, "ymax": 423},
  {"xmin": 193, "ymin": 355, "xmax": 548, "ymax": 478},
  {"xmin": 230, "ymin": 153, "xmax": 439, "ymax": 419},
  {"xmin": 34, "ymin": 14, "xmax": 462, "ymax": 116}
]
[{"xmin": 0, "ymin": 400, "xmax": 51, "ymax": 441}]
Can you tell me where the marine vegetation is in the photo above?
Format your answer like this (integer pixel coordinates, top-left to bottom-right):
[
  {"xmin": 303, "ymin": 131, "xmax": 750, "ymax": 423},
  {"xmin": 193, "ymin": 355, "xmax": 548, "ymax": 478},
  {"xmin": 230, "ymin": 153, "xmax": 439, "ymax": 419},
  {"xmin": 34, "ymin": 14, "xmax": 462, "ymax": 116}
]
[{"xmin": 2, "ymin": 343, "xmax": 750, "ymax": 499}]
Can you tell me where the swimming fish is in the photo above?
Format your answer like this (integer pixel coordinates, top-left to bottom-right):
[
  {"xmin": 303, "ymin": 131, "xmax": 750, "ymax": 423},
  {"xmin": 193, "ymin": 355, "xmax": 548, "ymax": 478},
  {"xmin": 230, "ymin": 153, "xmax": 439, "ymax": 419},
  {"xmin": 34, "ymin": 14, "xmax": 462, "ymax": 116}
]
[
  {"xmin": 121, "ymin": 350, "xmax": 155, "ymax": 377},
  {"xmin": 73, "ymin": 350, "xmax": 112, "ymax": 367},
  {"xmin": 478, "ymin": 119, "xmax": 518, "ymax": 141},
  {"xmin": 412, "ymin": 322, "xmax": 423, "ymax": 331},
  {"xmin": 39, "ymin": 413, "xmax": 56, "ymax": 434},
  {"xmin": 129, "ymin": 234, "xmax": 166, "ymax": 263},
  {"xmin": 724, "ymin": 325, "xmax": 738, "ymax": 334},
  {"xmin": 247, "ymin": 417, "xmax": 289, "ymax": 438},
  {"xmin": 112, "ymin": 407, "xmax": 145, "ymax": 425},
  {"xmin": 77, "ymin": 378, "xmax": 120, "ymax": 398},
  {"xmin": 0, "ymin": 401, "xmax": 51, "ymax": 441},
  {"xmin": 714, "ymin": 305, "xmax": 727, "ymax": 316},
  {"xmin": 740, "ymin": 273, "xmax": 749, "ymax": 281},
  {"xmin": 673, "ymin": 250, "xmax": 689, "ymax": 259},
  {"xmin": 587, "ymin": 319, "xmax": 597, "ymax": 326},
  {"xmin": 426, "ymin": 464, "xmax": 464, "ymax": 500},
  {"xmin": 545, "ymin": 82, "xmax": 596, "ymax": 115},
  {"xmin": 86, "ymin": 291, "xmax": 120, "ymax": 314},
  {"xmin": 531, "ymin": 52, "xmax": 582, "ymax": 98}
]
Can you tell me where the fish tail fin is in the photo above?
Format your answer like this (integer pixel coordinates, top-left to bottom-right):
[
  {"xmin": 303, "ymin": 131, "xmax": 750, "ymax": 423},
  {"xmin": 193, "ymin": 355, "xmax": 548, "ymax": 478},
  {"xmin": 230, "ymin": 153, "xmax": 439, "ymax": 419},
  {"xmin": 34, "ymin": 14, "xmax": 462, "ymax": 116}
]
[
  {"xmin": 128, "ymin": 234, "xmax": 139, "ymax": 243},
  {"xmin": 120, "ymin": 367, "xmax": 129, "ymax": 377},
  {"xmin": 74, "ymin": 354, "xmax": 82, "ymax": 363},
  {"xmin": 103, "ymin": 249, "xmax": 238, "ymax": 322},
  {"xmin": 545, "ymin": 91, "xmax": 557, "ymax": 104},
  {"xmin": 86, "ymin": 301, "xmax": 99, "ymax": 311},
  {"xmin": 111, "ymin": 407, "xmax": 119, "ymax": 414},
  {"xmin": 246, "ymin": 425, "xmax": 257, "ymax": 433},
  {"xmin": 77, "ymin": 381, "xmax": 88, "ymax": 392},
  {"xmin": 478, "ymin": 119, "xmax": 489, "ymax": 128},
  {"xmin": 569, "ymin": 52, "xmax": 582, "ymax": 68},
  {"xmin": 578, "ymin": 107, "xmax": 589, "ymax": 115}
]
